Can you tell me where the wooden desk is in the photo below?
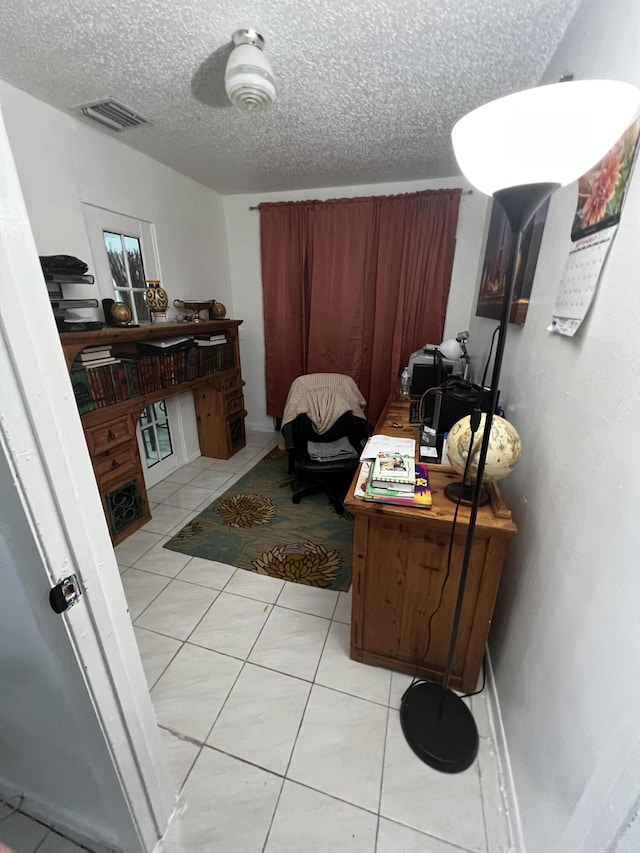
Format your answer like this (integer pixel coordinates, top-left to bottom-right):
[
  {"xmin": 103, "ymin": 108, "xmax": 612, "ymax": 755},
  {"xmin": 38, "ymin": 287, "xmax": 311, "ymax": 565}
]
[
  {"xmin": 344, "ymin": 388, "xmax": 516, "ymax": 693},
  {"xmin": 60, "ymin": 321, "xmax": 246, "ymax": 545}
]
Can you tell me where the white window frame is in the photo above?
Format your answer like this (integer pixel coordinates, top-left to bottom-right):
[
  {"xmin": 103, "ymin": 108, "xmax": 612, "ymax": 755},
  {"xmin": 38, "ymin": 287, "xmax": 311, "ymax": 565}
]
[{"xmin": 83, "ymin": 204, "xmax": 161, "ymax": 324}]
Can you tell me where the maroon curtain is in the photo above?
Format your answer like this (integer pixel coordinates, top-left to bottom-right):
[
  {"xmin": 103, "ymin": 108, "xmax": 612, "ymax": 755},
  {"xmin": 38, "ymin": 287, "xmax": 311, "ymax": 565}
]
[{"xmin": 260, "ymin": 189, "xmax": 461, "ymax": 424}]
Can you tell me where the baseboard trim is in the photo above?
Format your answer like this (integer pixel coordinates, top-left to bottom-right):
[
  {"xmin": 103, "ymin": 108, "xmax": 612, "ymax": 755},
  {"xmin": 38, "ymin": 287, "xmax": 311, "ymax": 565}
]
[{"xmin": 485, "ymin": 648, "xmax": 525, "ymax": 853}]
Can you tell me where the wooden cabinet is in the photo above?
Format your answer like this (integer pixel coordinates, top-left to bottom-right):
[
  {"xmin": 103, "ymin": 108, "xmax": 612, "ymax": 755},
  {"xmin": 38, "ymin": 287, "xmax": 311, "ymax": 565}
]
[
  {"xmin": 60, "ymin": 320, "xmax": 246, "ymax": 545},
  {"xmin": 343, "ymin": 389, "xmax": 516, "ymax": 694}
]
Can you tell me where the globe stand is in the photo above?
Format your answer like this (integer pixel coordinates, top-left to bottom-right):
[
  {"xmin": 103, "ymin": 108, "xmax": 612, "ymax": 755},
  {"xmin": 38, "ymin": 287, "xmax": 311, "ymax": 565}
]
[{"xmin": 444, "ymin": 480, "xmax": 489, "ymax": 506}]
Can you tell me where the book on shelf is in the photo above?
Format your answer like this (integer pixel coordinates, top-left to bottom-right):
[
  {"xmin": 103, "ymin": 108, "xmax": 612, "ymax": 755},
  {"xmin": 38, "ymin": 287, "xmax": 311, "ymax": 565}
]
[
  {"xmin": 137, "ymin": 336, "xmax": 192, "ymax": 353},
  {"xmin": 82, "ymin": 356, "xmax": 119, "ymax": 368},
  {"xmin": 194, "ymin": 333, "xmax": 226, "ymax": 343},
  {"xmin": 364, "ymin": 463, "xmax": 432, "ymax": 508},
  {"xmin": 370, "ymin": 451, "xmax": 416, "ymax": 491},
  {"xmin": 194, "ymin": 338, "xmax": 226, "ymax": 346},
  {"xmin": 69, "ymin": 366, "xmax": 96, "ymax": 415},
  {"xmin": 78, "ymin": 347, "xmax": 113, "ymax": 362}
]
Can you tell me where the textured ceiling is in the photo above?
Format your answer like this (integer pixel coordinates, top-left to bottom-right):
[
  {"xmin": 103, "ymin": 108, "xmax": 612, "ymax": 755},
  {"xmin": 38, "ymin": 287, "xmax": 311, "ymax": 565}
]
[{"xmin": 0, "ymin": 0, "xmax": 581, "ymax": 194}]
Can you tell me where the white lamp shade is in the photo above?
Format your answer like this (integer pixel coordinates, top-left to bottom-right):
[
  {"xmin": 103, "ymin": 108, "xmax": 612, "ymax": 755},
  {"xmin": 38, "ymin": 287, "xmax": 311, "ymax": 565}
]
[{"xmin": 452, "ymin": 80, "xmax": 640, "ymax": 195}]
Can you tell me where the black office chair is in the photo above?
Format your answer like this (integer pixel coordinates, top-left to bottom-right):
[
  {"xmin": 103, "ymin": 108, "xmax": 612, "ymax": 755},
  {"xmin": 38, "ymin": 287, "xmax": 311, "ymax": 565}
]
[{"xmin": 282, "ymin": 411, "xmax": 372, "ymax": 515}]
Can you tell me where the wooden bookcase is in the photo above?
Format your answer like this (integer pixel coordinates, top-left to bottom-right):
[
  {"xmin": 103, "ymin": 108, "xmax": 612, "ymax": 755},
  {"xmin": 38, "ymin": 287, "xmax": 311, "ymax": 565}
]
[{"xmin": 60, "ymin": 320, "xmax": 246, "ymax": 545}]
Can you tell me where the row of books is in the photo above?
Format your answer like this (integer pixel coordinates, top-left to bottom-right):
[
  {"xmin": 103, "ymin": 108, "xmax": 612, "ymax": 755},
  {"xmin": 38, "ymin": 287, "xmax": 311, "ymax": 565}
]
[
  {"xmin": 355, "ymin": 455, "xmax": 432, "ymax": 508},
  {"xmin": 70, "ymin": 339, "xmax": 234, "ymax": 414}
]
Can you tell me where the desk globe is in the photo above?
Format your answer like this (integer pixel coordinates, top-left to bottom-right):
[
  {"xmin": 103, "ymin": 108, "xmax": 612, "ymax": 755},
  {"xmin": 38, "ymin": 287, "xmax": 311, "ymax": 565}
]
[{"xmin": 444, "ymin": 413, "xmax": 521, "ymax": 505}]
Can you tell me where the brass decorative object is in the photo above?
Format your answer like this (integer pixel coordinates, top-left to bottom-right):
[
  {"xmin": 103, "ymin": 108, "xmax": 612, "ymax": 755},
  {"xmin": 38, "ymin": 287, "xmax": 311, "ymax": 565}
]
[
  {"xmin": 145, "ymin": 280, "xmax": 169, "ymax": 322},
  {"xmin": 173, "ymin": 299, "xmax": 214, "ymax": 322},
  {"xmin": 110, "ymin": 302, "xmax": 132, "ymax": 326},
  {"xmin": 212, "ymin": 301, "xmax": 227, "ymax": 319}
]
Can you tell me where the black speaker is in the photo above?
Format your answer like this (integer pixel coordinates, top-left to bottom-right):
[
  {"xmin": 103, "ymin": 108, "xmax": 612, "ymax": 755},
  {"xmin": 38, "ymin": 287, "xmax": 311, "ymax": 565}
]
[
  {"xmin": 102, "ymin": 298, "xmax": 116, "ymax": 326},
  {"xmin": 426, "ymin": 380, "xmax": 498, "ymax": 436}
]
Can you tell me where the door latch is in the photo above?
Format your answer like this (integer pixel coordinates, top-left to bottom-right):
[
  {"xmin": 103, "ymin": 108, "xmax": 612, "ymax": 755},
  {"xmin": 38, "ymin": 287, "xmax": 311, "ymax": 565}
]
[{"xmin": 49, "ymin": 574, "xmax": 82, "ymax": 614}]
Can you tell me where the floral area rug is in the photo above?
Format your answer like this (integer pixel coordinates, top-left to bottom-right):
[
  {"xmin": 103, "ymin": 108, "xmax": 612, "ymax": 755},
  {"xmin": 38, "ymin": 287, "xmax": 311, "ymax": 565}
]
[{"xmin": 163, "ymin": 448, "xmax": 353, "ymax": 591}]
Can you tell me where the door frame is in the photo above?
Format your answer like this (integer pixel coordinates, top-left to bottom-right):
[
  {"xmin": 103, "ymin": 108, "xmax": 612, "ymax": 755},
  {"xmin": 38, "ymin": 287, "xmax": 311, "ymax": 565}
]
[{"xmin": 0, "ymin": 110, "xmax": 173, "ymax": 850}]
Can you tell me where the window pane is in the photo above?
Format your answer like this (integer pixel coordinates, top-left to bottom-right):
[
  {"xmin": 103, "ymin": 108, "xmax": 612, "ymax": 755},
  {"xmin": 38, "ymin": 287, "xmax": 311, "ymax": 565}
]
[
  {"xmin": 157, "ymin": 422, "xmax": 173, "ymax": 460},
  {"xmin": 153, "ymin": 400, "xmax": 167, "ymax": 422},
  {"xmin": 132, "ymin": 289, "xmax": 151, "ymax": 324},
  {"xmin": 124, "ymin": 236, "xmax": 147, "ymax": 289},
  {"xmin": 141, "ymin": 427, "xmax": 159, "ymax": 468},
  {"xmin": 139, "ymin": 405, "xmax": 152, "ymax": 426},
  {"xmin": 103, "ymin": 232, "xmax": 129, "ymax": 289}
]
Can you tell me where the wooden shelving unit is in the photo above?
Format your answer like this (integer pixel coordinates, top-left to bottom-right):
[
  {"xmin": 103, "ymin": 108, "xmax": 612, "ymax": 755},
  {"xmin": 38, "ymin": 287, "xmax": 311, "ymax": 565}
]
[{"xmin": 60, "ymin": 320, "xmax": 246, "ymax": 544}]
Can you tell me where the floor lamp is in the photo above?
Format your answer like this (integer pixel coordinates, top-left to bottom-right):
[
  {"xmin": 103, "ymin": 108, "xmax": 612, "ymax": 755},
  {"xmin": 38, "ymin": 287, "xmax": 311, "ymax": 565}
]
[{"xmin": 400, "ymin": 79, "xmax": 640, "ymax": 773}]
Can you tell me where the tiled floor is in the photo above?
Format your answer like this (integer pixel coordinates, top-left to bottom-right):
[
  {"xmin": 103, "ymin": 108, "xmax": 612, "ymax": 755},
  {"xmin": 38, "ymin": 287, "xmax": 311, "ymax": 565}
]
[{"xmin": 6, "ymin": 430, "xmax": 513, "ymax": 853}]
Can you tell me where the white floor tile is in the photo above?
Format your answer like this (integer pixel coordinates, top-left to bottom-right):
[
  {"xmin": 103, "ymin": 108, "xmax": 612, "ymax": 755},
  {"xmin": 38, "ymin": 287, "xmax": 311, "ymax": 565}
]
[
  {"xmin": 377, "ymin": 818, "xmax": 464, "ymax": 853},
  {"xmin": 114, "ymin": 529, "xmax": 163, "ymax": 567},
  {"xmin": 133, "ymin": 540, "xmax": 192, "ymax": 578},
  {"xmin": 167, "ymin": 510, "xmax": 198, "ymax": 536},
  {"xmin": 333, "ymin": 588, "xmax": 352, "ymax": 623},
  {"xmin": 288, "ymin": 685, "xmax": 387, "ymax": 812},
  {"xmin": 36, "ymin": 834, "xmax": 86, "ymax": 853},
  {"xmin": 389, "ymin": 671, "xmax": 414, "ymax": 710},
  {"xmin": 121, "ymin": 568, "xmax": 171, "ymax": 621},
  {"xmin": 160, "ymin": 727, "xmax": 200, "ymax": 793},
  {"xmin": 265, "ymin": 780, "xmax": 377, "ymax": 853},
  {"xmin": 177, "ymin": 558, "xmax": 236, "ymax": 590},
  {"xmin": 249, "ymin": 607, "xmax": 330, "ymax": 680},
  {"xmin": 171, "ymin": 747, "xmax": 282, "ymax": 852},
  {"xmin": 163, "ymin": 485, "xmax": 215, "ymax": 510},
  {"xmin": 472, "ymin": 693, "xmax": 491, "ymax": 739},
  {"xmin": 147, "ymin": 481, "xmax": 182, "ymax": 503},
  {"xmin": 187, "ymin": 455, "xmax": 216, "ymax": 469},
  {"xmin": 134, "ymin": 626, "xmax": 182, "ymax": 688},
  {"xmin": 188, "ymin": 469, "xmax": 232, "ymax": 491},
  {"xmin": 478, "ymin": 737, "xmax": 511, "ymax": 853},
  {"xmin": 135, "ymin": 579, "xmax": 217, "ymax": 640},
  {"xmin": 0, "ymin": 810, "xmax": 49, "ymax": 852},
  {"xmin": 224, "ymin": 569, "xmax": 285, "ymax": 603},
  {"xmin": 207, "ymin": 664, "xmax": 310, "ymax": 774},
  {"xmin": 315, "ymin": 621, "xmax": 391, "ymax": 705},
  {"xmin": 189, "ymin": 592, "xmax": 271, "ymax": 659},
  {"xmin": 276, "ymin": 581, "xmax": 339, "ymax": 619},
  {"xmin": 380, "ymin": 714, "xmax": 486, "ymax": 852},
  {"xmin": 141, "ymin": 503, "xmax": 192, "ymax": 535},
  {"xmin": 151, "ymin": 644, "xmax": 242, "ymax": 741},
  {"xmin": 163, "ymin": 465, "xmax": 204, "ymax": 485}
]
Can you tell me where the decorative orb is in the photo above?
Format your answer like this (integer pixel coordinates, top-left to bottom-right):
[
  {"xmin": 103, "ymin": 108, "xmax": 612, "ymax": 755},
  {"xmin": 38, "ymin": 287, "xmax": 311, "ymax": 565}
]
[
  {"xmin": 110, "ymin": 302, "xmax": 132, "ymax": 326},
  {"xmin": 212, "ymin": 301, "xmax": 227, "ymax": 319},
  {"xmin": 446, "ymin": 414, "xmax": 521, "ymax": 483}
]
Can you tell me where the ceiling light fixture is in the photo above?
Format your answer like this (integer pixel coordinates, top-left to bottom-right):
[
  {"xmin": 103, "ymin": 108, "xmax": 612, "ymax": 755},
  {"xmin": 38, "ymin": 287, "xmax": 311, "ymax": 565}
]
[{"xmin": 225, "ymin": 29, "xmax": 276, "ymax": 112}]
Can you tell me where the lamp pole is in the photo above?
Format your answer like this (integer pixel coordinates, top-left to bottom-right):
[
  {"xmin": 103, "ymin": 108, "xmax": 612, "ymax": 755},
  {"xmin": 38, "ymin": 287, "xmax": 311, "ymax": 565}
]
[{"xmin": 401, "ymin": 182, "xmax": 557, "ymax": 773}]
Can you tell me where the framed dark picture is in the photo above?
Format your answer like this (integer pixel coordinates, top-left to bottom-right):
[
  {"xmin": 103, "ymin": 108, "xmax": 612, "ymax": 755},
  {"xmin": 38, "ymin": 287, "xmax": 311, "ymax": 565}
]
[{"xmin": 476, "ymin": 198, "xmax": 549, "ymax": 325}]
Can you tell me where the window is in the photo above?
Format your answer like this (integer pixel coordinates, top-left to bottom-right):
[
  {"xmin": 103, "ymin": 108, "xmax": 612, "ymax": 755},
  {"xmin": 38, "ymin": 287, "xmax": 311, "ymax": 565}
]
[
  {"xmin": 83, "ymin": 205, "xmax": 161, "ymax": 325},
  {"xmin": 103, "ymin": 231, "xmax": 150, "ymax": 324},
  {"xmin": 139, "ymin": 401, "xmax": 173, "ymax": 468}
]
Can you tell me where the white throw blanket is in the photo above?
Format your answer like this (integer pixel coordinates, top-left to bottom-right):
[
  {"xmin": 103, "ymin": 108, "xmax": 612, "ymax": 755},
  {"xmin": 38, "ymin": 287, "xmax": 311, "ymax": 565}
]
[{"xmin": 281, "ymin": 373, "xmax": 367, "ymax": 435}]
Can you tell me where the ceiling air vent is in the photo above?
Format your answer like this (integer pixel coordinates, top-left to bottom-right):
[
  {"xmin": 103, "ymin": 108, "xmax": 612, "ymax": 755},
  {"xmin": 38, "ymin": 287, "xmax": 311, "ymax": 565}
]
[{"xmin": 78, "ymin": 99, "xmax": 150, "ymax": 132}]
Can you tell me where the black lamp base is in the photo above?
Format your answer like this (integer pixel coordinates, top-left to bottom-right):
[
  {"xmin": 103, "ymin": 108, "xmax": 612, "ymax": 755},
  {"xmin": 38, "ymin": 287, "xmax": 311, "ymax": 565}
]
[
  {"xmin": 444, "ymin": 481, "xmax": 489, "ymax": 506},
  {"xmin": 400, "ymin": 681, "xmax": 479, "ymax": 773}
]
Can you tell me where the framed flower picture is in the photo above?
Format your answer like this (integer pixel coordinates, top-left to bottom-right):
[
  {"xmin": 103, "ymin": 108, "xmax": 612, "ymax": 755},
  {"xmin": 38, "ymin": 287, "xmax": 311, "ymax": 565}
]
[
  {"xmin": 571, "ymin": 118, "xmax": 640, "ymax": 241},
  {"xmin": 475, "ymin": 197, "xmax": 549, "ymax": 325}
]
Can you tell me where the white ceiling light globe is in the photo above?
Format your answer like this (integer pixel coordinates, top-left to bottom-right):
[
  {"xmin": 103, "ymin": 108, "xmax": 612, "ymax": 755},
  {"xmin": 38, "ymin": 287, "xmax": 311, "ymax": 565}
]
[{"xmin": 452, "ymin": 80, "xmax": 640, "ymax": 195}]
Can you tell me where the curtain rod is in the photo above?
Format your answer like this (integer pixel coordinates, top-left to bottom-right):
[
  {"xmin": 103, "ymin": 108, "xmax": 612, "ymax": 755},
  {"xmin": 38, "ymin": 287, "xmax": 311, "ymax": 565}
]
[{"xmin": 248, "ymin": 189, "xmax": 473, "ymax": 210}]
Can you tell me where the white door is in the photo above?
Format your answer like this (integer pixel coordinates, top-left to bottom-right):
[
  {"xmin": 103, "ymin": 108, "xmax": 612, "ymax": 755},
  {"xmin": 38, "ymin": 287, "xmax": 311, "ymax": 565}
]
[
  {"xmin": 0, "ymin": 110, "xmax": 173, "ymax": 851},
  {"xmin": 137, "ymin": 398, "xmax": 181, "ymax": 487}
]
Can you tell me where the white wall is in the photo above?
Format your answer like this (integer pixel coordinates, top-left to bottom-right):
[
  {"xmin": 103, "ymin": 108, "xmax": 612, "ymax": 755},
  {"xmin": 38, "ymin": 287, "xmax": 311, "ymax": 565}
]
[
  {"xmin": 468, "ymin": 1, "xmax": 640, "ymax": 850},
  {"xmin": 223, "ymin": 178, "xmax": 489, "ymax": 430},
  {"xmin": 0, "ymin": 79, "xmax": 232, "ymax": 459}
]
